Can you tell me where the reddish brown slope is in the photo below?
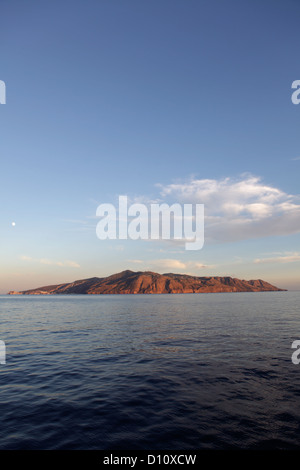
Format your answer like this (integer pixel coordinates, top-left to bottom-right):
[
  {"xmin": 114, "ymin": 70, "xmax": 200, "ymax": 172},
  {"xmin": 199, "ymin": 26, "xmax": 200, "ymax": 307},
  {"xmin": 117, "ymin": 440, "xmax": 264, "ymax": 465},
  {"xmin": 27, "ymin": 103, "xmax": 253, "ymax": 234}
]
[{"xmin": 8, "ymin": 270, "xmax": 286, "ymax": 295}]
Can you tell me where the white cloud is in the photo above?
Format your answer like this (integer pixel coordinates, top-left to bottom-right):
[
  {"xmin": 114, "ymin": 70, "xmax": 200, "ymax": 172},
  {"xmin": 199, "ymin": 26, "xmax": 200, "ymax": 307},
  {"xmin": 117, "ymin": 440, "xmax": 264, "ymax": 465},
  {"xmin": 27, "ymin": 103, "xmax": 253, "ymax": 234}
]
[
  {"xmin": 20, "ymin": 255, "xmax": 32, "ymax": 261},
  {"xmin": 21, "ymin": 256, "xmax": 80, "ymax": 268},
  {"xmin": 157, "ymin": 174, "xmax": 300, "ymax": 243},
  {"xmin": 148, "ymin": 259, "xmax": 214, "ymax": 272},
  {"xmin": 151, "ymin": 259, "xmax": 187, "ymax": 270},
  {"xmin": 87, "ymin": 173, "xmax": 300, "ymax": 247},
  {"xmin": 126, "ymin": 258, "xmax": 214, "ymax": 272},
  {"xmin": 40, "ymin": 259, "xmax": 80, "ymax": 268},
  {"xmin": 254, "ymin": 252, "xmax": 300, "ymax": 264}
]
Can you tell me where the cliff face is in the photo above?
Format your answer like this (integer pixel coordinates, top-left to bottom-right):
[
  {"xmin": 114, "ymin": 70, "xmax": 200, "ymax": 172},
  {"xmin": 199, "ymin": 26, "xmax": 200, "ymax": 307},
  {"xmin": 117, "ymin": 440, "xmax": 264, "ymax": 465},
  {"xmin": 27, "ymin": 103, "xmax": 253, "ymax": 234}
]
[{"xmin": 8, "ymin": 270, "xmax": 286, "ymax": 295}]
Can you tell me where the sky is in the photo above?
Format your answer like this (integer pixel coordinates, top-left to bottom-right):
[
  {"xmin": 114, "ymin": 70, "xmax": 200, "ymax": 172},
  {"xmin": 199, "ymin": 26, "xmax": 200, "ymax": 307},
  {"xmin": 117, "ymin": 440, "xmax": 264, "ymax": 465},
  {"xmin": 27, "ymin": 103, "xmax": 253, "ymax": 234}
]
[{"xmin": 0, "ymin": 0, "xmax": 300, "ymax": 293}]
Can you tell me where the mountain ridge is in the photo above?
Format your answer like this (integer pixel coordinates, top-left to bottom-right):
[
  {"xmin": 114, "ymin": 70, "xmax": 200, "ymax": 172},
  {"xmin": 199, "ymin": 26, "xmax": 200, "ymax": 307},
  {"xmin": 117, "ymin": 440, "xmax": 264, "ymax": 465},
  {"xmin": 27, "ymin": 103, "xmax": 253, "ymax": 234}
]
[{"xmin": 7, "ymin": 270, "xmax": 286, "ymax": 295}]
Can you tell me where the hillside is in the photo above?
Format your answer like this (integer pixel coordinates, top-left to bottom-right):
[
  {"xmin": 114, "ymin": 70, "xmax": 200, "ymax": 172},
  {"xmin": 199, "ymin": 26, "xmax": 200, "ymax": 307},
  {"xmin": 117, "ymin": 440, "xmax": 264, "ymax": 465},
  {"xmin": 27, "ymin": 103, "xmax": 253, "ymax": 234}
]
[{"xmin": 7, "ymin": 270, "xmax": 286, "ymax": 295}]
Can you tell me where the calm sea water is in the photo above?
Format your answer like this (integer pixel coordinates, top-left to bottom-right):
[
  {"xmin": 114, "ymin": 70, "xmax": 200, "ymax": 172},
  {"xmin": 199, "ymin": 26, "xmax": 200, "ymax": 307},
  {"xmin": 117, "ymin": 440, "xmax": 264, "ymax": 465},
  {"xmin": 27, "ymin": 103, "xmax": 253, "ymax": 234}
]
[{"xmin": 0, "ymin": 292, "xmax": 299, "ymax": 450}]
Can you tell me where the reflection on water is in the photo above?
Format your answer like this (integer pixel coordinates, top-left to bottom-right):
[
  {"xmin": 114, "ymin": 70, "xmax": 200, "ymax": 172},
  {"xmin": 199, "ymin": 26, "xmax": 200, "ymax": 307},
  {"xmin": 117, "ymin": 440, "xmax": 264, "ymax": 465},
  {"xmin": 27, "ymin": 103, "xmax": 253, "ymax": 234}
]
[{"xmin": 0, "ymin": 292, "xmax": 299, "ymax": 449}]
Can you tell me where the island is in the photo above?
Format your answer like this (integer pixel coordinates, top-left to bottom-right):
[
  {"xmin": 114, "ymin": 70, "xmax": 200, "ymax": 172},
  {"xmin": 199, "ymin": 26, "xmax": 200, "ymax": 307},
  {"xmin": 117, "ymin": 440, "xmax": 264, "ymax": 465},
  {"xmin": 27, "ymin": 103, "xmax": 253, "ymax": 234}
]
[{"xmin": 7, "ymin": 270, "xmax": 286, "ymax": 295}]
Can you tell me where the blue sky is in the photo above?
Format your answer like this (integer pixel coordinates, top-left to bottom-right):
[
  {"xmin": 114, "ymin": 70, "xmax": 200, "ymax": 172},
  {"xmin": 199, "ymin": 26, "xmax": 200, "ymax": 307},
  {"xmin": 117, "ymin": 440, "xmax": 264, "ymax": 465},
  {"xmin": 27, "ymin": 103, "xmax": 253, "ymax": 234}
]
[{"xmin": 1, "ymin": 0, "xmax": 300, "ymax": 292}]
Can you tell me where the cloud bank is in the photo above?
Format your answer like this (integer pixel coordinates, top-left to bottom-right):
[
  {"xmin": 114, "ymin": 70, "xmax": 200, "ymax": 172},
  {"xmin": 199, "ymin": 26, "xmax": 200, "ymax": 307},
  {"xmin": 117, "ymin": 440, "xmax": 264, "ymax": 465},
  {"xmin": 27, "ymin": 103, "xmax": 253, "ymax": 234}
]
[
  {"xmin": 254, "ymin": 252, "xmax": 300, "ymax": 264},
  {"xmin": 157, "ymin": 175, "xmax": 300, "ymax": 243}
]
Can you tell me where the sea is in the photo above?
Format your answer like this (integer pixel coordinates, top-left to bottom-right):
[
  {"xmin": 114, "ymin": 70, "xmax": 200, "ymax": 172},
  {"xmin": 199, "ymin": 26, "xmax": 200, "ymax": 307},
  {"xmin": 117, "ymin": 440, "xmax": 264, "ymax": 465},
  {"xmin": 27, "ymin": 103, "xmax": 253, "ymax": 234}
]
[{"xmin": 0, "ymin": 291, "xmax": 299, "ymax": 450}]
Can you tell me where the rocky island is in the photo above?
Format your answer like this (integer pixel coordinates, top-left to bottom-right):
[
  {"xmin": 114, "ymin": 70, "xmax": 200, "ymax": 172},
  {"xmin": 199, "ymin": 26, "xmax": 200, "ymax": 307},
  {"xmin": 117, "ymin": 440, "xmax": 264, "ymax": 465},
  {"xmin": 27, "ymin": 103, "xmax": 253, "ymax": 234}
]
[{"xmin": 8, "ymin": 270, "xmax": 286, "ymax": 295}]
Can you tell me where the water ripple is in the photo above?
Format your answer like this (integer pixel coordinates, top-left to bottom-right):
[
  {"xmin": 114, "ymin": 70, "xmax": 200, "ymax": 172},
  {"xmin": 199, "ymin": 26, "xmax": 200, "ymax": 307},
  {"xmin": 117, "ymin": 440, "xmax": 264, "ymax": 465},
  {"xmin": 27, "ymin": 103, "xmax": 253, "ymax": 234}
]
[{"xmin": 0, "ymin": 292, "xmax": 299, "ymax": 449}]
